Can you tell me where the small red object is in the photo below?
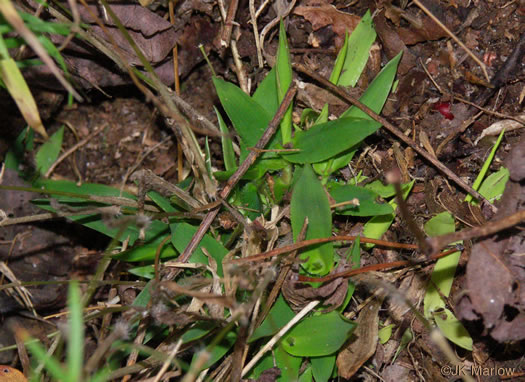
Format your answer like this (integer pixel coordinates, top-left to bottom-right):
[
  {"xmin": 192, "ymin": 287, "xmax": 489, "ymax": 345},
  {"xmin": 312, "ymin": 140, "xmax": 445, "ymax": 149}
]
[{"xmin": 434, "ymin": 102, "xmax": 454, "ymax": 120}]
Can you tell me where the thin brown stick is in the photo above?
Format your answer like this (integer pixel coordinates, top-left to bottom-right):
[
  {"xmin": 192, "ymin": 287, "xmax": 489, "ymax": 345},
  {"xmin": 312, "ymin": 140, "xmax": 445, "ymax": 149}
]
[
  {"xmin": 426, "ymin": 209, "xmax": 525, "ymax": 254},
  {"xmin": 298, "ymin": 248, "xmax": 458, "ymax": 283},
  {"xmin": 226, "ymin": 235, "xmax": 418, "ymax": 265},
  {"xmin": 412, "ymin": 0, "xmax": 489, "ymax": 83},
  {"xmin": 164, "ymin": 85, "xmax": 298, "ymax": 280},
  {"xmin": 45, "ymin": 124, "xmax": 105, "ymax": 178},
  {"xmin": 453, "ymin": 95, "xmax": 525, "ymax": 126},
  {"xmin": 0, "ymin": 206, "xmax": 120, "ymax": 227},
  {"xmin": 254, "ymin": 218, "xmax": 308, "ymax": 330},
  {"xmin": 220, "ymin": 0, "xmax": 239, "ymax": 48},
  {"xmin": 293, "ymin": 63, "xmax": 491, "ymax": 205}
]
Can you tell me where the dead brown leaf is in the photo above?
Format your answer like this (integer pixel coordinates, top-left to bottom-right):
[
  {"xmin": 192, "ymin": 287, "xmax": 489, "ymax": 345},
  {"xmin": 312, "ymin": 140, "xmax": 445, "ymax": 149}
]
[
  {"xmin": 336, "ymin": 298, "xmax": 382, "ymax": 379},
  {"xmin": 293, "ymin": 4, "xmax": 360, "ymax": 45},
  {"xmin": 457, "ymin": 136, "xmax": 525, "ymax": 342},
  {"xmin": 283, "ymin": 262, "xmax": 349, "ymax": 312}
]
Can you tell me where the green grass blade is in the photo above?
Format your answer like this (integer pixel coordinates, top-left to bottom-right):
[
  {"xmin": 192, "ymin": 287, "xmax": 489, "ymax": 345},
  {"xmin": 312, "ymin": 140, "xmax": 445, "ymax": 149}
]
[
  {"xmin": 329, "ymin": 31, "xmax": 348, "ymax": 84},
  {"xmin": 35, "ymin": 125, "xmax": 64, "ymax": 174},
  {"xmin": 465, "ymin": 128, "xmax": 505, "ymax": 203},
  {"xmin": 328, "ymin": 182, "xmax": 393, "ymax": 216},
  {"xmin": 476, "ymin": 166, "xmax": 509, "ymax": 203},
  {"xmin": 25, "ymin": 338, "xmax": 68, "ymax": 381},
  {"xmin": 341, "ymin": 51, "xmax": 402, "ymax": 119},
  {"xmin": 215, "ymin": 106, "xmax": 237, "ymax": 171},
  {"xmin": 252, "ymin": 67, "xmax": 279, "ymax": 116},
  {"xmin": 67, "ymin": 281, "xmax": 84, "ymax": 382},
  {"xmin": 362, "ymin": 181, "xmax": 414, "ymax": 249},
  {"xmin": 0, "ymin": 57, "xmax": 48, "ymax": 138},
  {"xmin": 213, "ymin": 77, "xmax": 272, "ymax": 149},
  {"xmin": 338, "ymin": 10, "xmax": 376, "ymax": 87},
  {"xmin": 276, "ymin": 20, "xmax": 293, "ymax": 144},
  {"xmin": 284, "ymin": 118, "xmax": 379, "ymax": 163}
]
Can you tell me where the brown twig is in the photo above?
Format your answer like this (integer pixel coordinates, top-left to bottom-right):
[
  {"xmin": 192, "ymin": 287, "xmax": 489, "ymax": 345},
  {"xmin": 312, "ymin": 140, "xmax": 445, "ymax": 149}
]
[
  {"xmin": 394, "ymin": 182, "xmax": 430, "ymax": 253},
  {"xmin": 453, "ymin": 94, "xmax": 525, "ymax": 126},
  {"xmin": 220, "ymin": 0, "xmax": 239, "ymax": 48},
  {"xmin": 425, "ymin": 209, "xmax": 525, "ymax": 254},
  {"xmin": 412, "ymin": 0, "xmax": 489, "ymax": 83},
  {"xmin": 226, "ymin": 235, "xmax": 418, "ymax": 265},
  {"xmin": 255, "ymin": 218, "xmax": 309, "ymax": 330},
  {"xmin": 164, "ymin": 85, "xmax": 298, "ymax": 280},
  {"xmin": 298, "ymin": 248, "xmax": 458, "ymax": 283},
  {"xmin": 293, "ymin": 63, "xmax": 491, "ymax": 205}
]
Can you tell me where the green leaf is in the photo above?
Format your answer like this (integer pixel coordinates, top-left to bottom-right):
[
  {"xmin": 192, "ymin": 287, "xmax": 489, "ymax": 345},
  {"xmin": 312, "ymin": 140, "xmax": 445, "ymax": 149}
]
[
  {"xmin": 0, "ymin": 57, "xmax": 47, "ymax": 138},
  {"xmin": 34, "ymin": 177, "xmax": 136, "ymax": 198},
  {"xmin": 423, "ymin": 212, "xmax": 467, "ymax": 354},
  {"xmin": 147, "ymin": 190, "xmax": 179, "ymax": 213},
  {"xmin": 465, "ymin": 128, "xmax": 505, "ymax": 203},
  {"xmin": 340, "ymin": 51, "xmax": 402, "ymax": 119},
  {"xmin": 284, "ymin": 118, "xmax": 380, "ymax": 163},
  {"xmin": 250, "ymin": 294, "xmax": 295, "ymax": 342},
  {"xmin": 337, "ymin": 10, "xmax": 376, "ymax": 87},
  {"xmin": 213, "ymin": 158, "xmax": 287, "ymax": 181},
  {"xmin": 170, "ymin": 223, "xmax": 228, "ymax": 276},
  {"xmin": 281, "ymin": 311, "xmax": 357, "ymax": 356},
  {"xmin": 252, "ymin": 67, "xmax": 279, "ymax": 116},
  {"xmin": 291, "ymin": 165, "xmax": 333, "ymax": 275},
  {"xmin": 364, "ymin": 180, "xmax": 397, "ymax": 198},
  {"xmin": 204, "ymin": 136, "xmax": 213, "ymax": 177},
  {"xmin": 311, "ymin": 51, "xmax": 401, "ymax": 175},
  {"xmin": 35, "ymin": 125, "xmax": 64, "ymax": 174},
  {"xmin": 476, "ymin": 166, "xmax": 509, "ymax": 204},
  {"xmin": 275, "ymin": 345, "xmax": 302, "ymax": 382},
  {"xmin": 113, "ymin": 242, "xmax": 177, "ymax": 262},
  {"xmin": 32, "ymin": 200, "xmax": 169, "ymax": 245},
  {"xmin": 433, "ymin": 308, "xmax": 473, "ymax": 350},
  {"xmin": 38, "ymin": 35, "xmax": 67, "ymax": 73},
  {"xmin": 182, "ymin": 322, "xmax": 216, "ymax": 344},
  {"xmin": 213, "ymin": 77, "xmax": 277, "ymax": 155},
  {"xmin": 32, "ymin": 187, "xmax": 169, "ymax": 246},
  {"xmin": 338, "ymin": 236, "xmax": 360, "ymax": 312},
  {"xmin": 392, "ymin": 328, "xmax": 412, "ymax": 363},
  {"xmin": 378, "ymin": 324, "xmax": 394, "ymax": 344},
  {"xmin": 298, "ymin": 366, "xmax": 314, "ymax": 382},
  {"xmin": 19, "ymin": 11, "xmax": 70, "ymax": 35},
  {"xmin": 67, "ymin": 281, "xmax": 84, "ymax": 382},
  {"xmin": 329, "ymin": 31, "xmax": 348, "ymax": 85},
  {"xmin": 249, "ymin": 351, "xmax": 274, "ymax": 380},
  {"xmin": 127, "ymin": 264, "xmax": 155, "ymax": 279},
  {"xmin": 215, "ymin": 106, "xmax": 237, "ymax": 171},
  {"xmin": 190, "ymin": 330, "xmax": 236, "ymax": 371},
  {"xmin": 328, "ymin": 183, "xmax": 393, "ymax": 216},
  {"xmin": 424, "ymin": 211, "xmax": 456, "ymax": 237},
  {"xmin": 276, "ymin": 20, "xmax": 293, "ymax": 144},
  {"xmin": 362, "ymin": 180, "xmax": 414, "ymax": 249},
  {"xmin": 132, "ymin": 281, "xmax": 153, "ymax": 308},
  {"xmin": 313, "ymin": 147, "xmax": 358, "ymax": 179},
  {"xmin": 4, "ymin": 126, "xmax": 33, "ymax": 171},
  {"xmin": 423, "ymin": 212, "xmax": 461, "ymax": 317},
  {"xmin": 311, "ymin": 355, "xmax": 336, "ymax": 382},
  {"xmin": 237, "ymin": 182, "xmax": 262, "ymax": 221},
  {"xmin": 25, "ymin": 338, "xmax": 68, "ymax": 381}
]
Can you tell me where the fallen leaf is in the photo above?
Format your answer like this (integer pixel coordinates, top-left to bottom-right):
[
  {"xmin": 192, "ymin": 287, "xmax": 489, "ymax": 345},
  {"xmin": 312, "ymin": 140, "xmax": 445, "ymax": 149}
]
[
  {"xmin": 293, "ymin": 4, "xmax": 360, "ymax": 46},
  {"xmin": 336, "ymin": 298, "xmax": 382, "ymax": 379},
  {"xmin": 474, "ymin": 114, "xmax": 525, "ymax": 145},
  {"xmin": 0, "ymin": 366, "xmax": 27, "ymax": 382},
  {"xmin": 458, "ymin": 137, "xmax": 525, "ymax": 342}
]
